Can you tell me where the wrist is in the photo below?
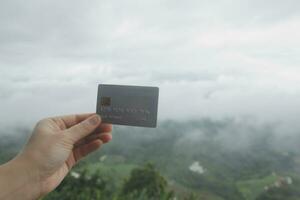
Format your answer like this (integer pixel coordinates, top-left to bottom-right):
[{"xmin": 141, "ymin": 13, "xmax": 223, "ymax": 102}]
[{"xmin": 0, "ymin": 155, "xmax": 42, "ymax": 200}]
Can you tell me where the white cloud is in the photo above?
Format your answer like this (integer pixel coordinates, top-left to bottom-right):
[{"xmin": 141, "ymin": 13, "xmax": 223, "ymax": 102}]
[
  {"xmin": 195, "ymin": 16, "xmax": 300, "ymax": 49},
  {"xmin": 0, "ymin": 0, "xmax": 300, "ymax": 131}
]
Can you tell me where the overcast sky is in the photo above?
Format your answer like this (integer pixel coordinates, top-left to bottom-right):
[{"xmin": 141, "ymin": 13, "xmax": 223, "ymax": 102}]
[{"xmin": 0, "ymin": 0, "xmax": 300, "ymax": 130}]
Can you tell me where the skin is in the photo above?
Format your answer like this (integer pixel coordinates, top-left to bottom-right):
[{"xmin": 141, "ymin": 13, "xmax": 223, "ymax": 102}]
[{"xmin": 0, "ymin": 113, "xmax": 112, "ymax": 200}]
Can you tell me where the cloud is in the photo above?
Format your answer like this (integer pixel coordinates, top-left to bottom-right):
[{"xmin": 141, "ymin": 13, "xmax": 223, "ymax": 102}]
[
  {"xmin": 195, "ymin": 17, "xmax": 300, "ymax": 49},
  {"xmin": 0, "ymin": 0, "xmax": 300, "ymax": 131}
]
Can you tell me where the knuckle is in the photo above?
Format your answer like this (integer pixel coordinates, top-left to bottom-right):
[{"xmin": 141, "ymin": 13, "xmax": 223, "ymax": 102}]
[
  {"xmin": 35, "ymin": 118, "xmax": 50, "ymax": 129},
  {"xmin": 51, "ymin": 118, "xmax": 67, "ymax": 130},
  {"xmin": 36, "ymin": 119, "xmax": 46, "ymax": 126}
]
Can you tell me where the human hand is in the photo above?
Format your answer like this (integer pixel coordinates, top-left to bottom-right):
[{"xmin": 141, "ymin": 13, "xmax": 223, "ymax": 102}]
[{"xmin": 0, "ymin": 113, "xmax": 112, "ymax": 200}]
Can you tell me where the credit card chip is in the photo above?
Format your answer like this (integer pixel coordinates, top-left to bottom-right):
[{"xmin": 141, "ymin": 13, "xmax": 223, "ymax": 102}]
[{"xmin": 101, "ymin": 97, "xmax": 111, "ymax": 106}]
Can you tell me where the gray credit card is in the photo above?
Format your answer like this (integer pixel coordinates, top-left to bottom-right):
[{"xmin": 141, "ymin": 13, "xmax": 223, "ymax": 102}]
[{"xmin": 96, "ymin": 84, "xmax": 159, "ymax": 127}]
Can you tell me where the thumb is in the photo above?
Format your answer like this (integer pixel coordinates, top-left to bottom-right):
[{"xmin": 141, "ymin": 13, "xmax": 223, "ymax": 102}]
[{"xmin": 64, "ymin": 114, "xmax": 101, "ymax": 143}]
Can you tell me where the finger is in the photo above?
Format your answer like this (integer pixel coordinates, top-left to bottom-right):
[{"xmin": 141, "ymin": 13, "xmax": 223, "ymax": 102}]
[
  {"xmin": 90, "ymin": 123, "xmax": 113, "ymax": 135},
  {"xmin": 75, "ymin": 132, "xmax": 112, "ymax": 146},
  {"xmin": 64, "ymin": 115, "xmax": 101, "ymax": 143},
  {"xmin": 99, "ymin": 123, "xmax": 113, "ymax": 133},
  {"xmin": 54, "ymin": 113, "xmax": 94, "ymax": 129},
  {"xmin": 73, "ymin": 123, "xmax": 112, "ymax": 146},
  {"xmin": 73, "ymin": 139, "xmax": 102, "ymax": 162},
  {"xmin": 99, "ymin": 133, "xmax": 112, "ymax": 144}
]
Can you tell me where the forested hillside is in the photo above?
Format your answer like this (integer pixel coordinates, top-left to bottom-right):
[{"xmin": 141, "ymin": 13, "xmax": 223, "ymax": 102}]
[{"xmin": 1, "ymin": 119, "xmax": 300, "ymax": 199}]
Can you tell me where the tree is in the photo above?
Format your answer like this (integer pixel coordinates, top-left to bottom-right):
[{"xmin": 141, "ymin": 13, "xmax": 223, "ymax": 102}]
[
  {"xmin": 43, "ymin": 169, "xmax": 117, "ymax": 200},
  {"xmin": 120, "ymin": 163, "xmax": 174, "ymax": 200}
]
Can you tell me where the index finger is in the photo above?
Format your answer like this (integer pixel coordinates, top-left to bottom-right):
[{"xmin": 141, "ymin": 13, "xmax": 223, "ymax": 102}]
[{"xmin": 53, "ymin": 113, "xmax": 96, "ymax": 128}]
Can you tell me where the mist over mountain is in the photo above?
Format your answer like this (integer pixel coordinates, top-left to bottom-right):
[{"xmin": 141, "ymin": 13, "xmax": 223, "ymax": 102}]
[
  {"xmin": 1, "ymin": 118, "xmax": 300, "ymax": 199},
  {"xmin": 3, "ymin": 117, "xmax": 300, "ymax": 170},
  {"xmin": 2, "ymin": 117, "xmax": 300, "ymax": 159}
]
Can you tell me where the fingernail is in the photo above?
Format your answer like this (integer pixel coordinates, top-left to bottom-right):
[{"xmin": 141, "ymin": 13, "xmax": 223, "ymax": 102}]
[{"xmin": 88, "ymin": 115, "xmax": 100, "ymax": 125}]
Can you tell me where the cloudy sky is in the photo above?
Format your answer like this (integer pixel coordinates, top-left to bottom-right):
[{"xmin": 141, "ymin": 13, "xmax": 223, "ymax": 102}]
[{"xmin": 0, "ymin": 0, "xmax": 300, "ymax": 130}]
